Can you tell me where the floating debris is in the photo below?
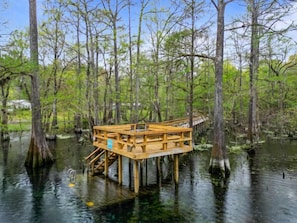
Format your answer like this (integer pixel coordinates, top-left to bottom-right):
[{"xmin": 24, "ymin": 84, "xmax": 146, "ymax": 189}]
[
  {"xmin": 86, "ymin": 201, "xmax": 94, "ymax": 207},
  {"xmin": 228, "ymin": 145, "xmax": 244, "ymax": 154},
  {"xmin": 193, "ymin": 144, "xmax": 212, "ymax": 151},
  {"xmin": 57, "ymin": 134, "xmax": 74, "ymax": 139}
]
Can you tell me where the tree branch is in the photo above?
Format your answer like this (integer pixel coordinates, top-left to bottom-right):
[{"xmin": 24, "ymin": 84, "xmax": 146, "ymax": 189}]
[
  {"xmin": 211, "ymin": 0, "xmax": 218, "ymax": 11},
  {"xmin": 179, "ymin": 53, "xmax": 215, "ymax": 61}
]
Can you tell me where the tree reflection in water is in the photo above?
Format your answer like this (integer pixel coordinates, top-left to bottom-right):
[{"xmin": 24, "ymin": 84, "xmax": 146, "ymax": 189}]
[
  {"xmin": 211, "ymin": 176, "xmax": 229, "ymax": 223},
  {"xmin": 1, "ymin": 140, "xmax": 10, "ymax": 193},
  {"xmin": 26, "ymin": 165, "xmax": 52, "ymax": 222}
]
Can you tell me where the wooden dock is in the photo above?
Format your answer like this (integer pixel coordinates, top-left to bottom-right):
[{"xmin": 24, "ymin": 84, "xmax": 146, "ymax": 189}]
[
  {"xmin": 158, "ymin": 115, "xmax": 209, "ymax": 128},
  {"xmin": 85, "ymin": 123, "xmax": 193, "ymax": 194}
]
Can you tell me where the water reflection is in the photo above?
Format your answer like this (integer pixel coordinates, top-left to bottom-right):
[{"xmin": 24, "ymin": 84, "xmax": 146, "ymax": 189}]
[
  {"xmin": 1, "ymin": 140, "xmax": 9, "ymax": 166},
  {"xmin": 26, "ymin": 166, "xmax": 52, "ymax": 222},
  {"xmin": 246, "ymin": 143, "xmax": 297, "ymax": 223},
  {"xmin": 1, "ymin": 140, "xmax": 10, "ymax": 193},
  {"xmin": 212, "ymin": 181, "xmax": 228, "ymax": 223},
  {"xmin": 0, "ymin": 132, "xmax": 94, "ymax": 223},
  {"xmin": 0, "ymin": 133, "xmax": 297, "ymax": 222}
]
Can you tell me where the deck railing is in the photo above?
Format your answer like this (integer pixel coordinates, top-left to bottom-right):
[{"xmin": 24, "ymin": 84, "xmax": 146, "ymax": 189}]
[{"xmin": 93, "ymin": 123, "xmax": 192, "ymax": 155}]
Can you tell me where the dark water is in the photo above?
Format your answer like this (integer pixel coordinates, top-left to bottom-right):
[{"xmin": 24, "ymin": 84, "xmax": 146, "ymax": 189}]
[{"xmin": 0, "ymin": 132, "xmax": 297, "ymax": 223}]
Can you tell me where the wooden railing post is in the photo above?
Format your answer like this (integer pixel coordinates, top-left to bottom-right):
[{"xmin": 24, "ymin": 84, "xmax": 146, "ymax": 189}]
[
  {"xmin": 162, "ymin": 133, "xmax": 168, "ymax": 150},
  {"xmin": 104, "ymin": 150, "xmax": 108, "ymax": 177}
]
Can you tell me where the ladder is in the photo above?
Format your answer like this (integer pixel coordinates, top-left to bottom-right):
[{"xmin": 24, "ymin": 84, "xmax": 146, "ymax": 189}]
[{"xmin": 85, "ymin": 148, "xmax": 118, "ymax": 175}]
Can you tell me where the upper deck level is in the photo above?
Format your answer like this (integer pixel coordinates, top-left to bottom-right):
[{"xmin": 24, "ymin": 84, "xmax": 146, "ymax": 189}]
[{"xmin": 93, "ymin": 123, "xmax": 193, "ymax": 160}]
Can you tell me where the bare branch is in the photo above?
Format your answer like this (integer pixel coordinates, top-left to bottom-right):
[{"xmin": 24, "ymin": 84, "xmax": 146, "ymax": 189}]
[
  {"xmin": 211, "ymin": 0, "xmax": 218, "ymax": 11},
  {"xmin": 178, "ymin": 53, "xmax": 215, "ymax": 61}
]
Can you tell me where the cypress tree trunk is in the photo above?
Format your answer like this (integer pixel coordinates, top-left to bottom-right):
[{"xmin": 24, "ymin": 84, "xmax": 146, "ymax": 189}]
[
  {"xmin": 25, "ymin": 0, "xmax": 54, "ymax": 168},
  {"xmin": 1, "ymin": 84, "xmax": 10, "ymax": 142},
  {"xmin": 209, "ymin": 0, "xmax": 231, "ymax": 178},
  {"xmin": 247, "ymin": 0, "xmax": 260, "ymax": 145}
]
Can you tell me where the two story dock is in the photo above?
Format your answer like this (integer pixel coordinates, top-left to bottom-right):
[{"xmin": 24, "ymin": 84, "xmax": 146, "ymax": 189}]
[{"xmin": 85, "ymin": 123, "xmax": 193, "ymax": 194}]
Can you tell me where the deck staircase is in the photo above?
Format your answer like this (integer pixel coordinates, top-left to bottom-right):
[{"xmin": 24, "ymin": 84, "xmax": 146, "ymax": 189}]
[{"xmin": 85, "ymin": 147, "xmax": 118, "ymax": 175}]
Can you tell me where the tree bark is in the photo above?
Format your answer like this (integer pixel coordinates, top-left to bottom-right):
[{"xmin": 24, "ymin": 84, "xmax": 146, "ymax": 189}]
[
  {"xmin": 189, "ymin": 0, "xmax": 195, "ymax": 128},
  {"xmin": 134, "ymin": 0, "xmax": 149, "ymax": 123},
  {"xmin": 209, "ymin": 0, "xmax": 231, "ymax": 178},
  {"xmin": 1, "ymin": 83, "xmax": 10, "ymax": 141},
  {"xmin": 247, "ymin": 0, "xmax": 260, "ymax": 145},
  {"xmin": 113, "ymin": 17, "xmax": 121, "ymax": 124},
  {"xmin": 25, "ymin": 0, "xmax": 54, "ymax": 168}
]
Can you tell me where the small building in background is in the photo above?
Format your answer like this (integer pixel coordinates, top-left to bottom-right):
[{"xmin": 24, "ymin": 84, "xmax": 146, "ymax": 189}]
[{"xmin": 7, "ymin": 99, "xmax": 31, "ymax": 111}]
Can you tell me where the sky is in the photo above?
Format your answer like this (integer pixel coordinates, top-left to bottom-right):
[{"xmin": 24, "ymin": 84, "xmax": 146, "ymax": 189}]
[
  {"xmin": 1, "ymin": 0, "xmax": 296, "ymax": 46},
  {"xmin": 1, "ymin": 0, "xmax": 29, "ymax": 32},
  {"xmin": 0, "ymin": 0, "xmax": 29, "ymax": 43},
  {"xmin": 1, "ymin": 1, "xmax": 244, "ymax": 32}
]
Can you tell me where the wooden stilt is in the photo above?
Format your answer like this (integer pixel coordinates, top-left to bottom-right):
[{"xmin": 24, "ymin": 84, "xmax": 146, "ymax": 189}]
[
  {"xmin": 118, "ymin": 155, "xmax": 122, "ymax": 185},
  {"xmin": 156, "ymin": 157, "xmax": 161, "ymax": 185},
  {"xmin": 174, "ymin": 154, "xmax": 179, "ymax": 184},
  {"xmin": 145, "ymin": 159, "xmax": 148, "ymax": 186},
  {"xmin": 129, "ymin": 159, "xmax": 132, "ymax": 188},
  {"xmin": 104, "ymin": 150, "xmax": 108, "ymax": 177},
  {"xmin": 133, "ymin": 160, "xmax": 139, "ymax": 194},
  {"xmin": 140, "ymin": 160, "xmax": 143, "ymax": 187}
]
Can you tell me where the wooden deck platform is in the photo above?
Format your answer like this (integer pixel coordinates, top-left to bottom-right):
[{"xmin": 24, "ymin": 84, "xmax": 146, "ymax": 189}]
[
  {"xmin": 93, "ymin": 123, "xmax": 192, "ymax": 159},
  {"xmin": 85, "ymin": 123, "xmax": 193, "ymax": 194}
]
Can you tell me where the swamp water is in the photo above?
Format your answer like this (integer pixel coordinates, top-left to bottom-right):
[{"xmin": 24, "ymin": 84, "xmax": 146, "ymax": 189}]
[{"xmin": 0, "ymin": 131, "xmax": 297, "ymax": 223}]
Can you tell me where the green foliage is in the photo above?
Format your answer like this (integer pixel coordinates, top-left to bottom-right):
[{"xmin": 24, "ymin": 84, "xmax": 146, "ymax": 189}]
[
  {"xmin": 1, "ymin": 0, "xmax": 296, "ymax": 135},
  {"xmin": 7, "ymin": 122, "xmax": 31, "ymax": 132}
]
